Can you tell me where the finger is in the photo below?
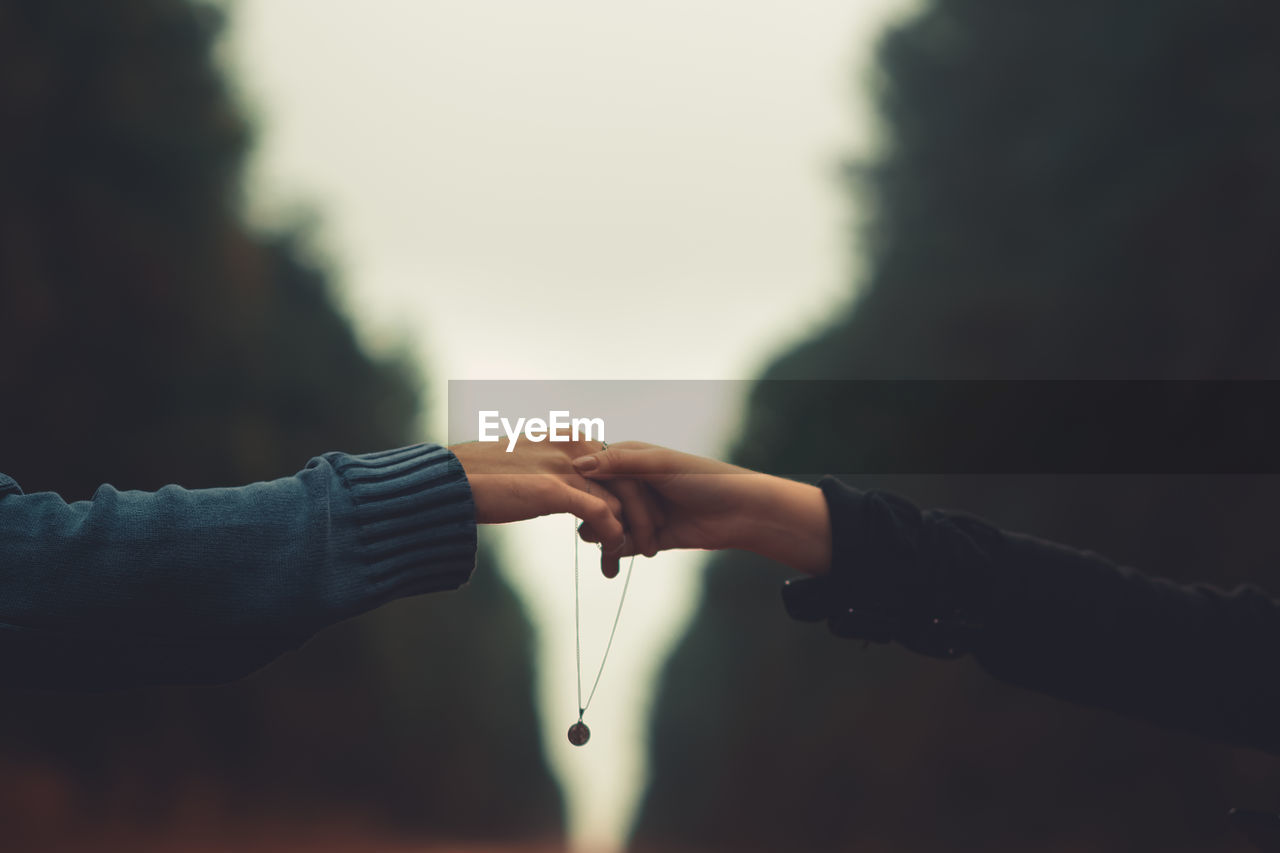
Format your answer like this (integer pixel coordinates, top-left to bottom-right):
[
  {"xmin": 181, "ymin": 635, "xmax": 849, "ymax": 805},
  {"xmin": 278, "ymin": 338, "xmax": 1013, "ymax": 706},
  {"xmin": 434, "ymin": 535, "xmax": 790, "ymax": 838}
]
[
  {"xmin": 576, "ymin": 481, "xmax": 626, "ymax": 582},
  {"xmin": 600, "ymin": 478, "xmax": 661, "ymax": 559},
  {"xmin": 571, "ymin": 445, "xmax": 672, "ymax": 479},
  {"xmin": 556, "ymin": 485, "xmax": 625, "ymax": 555},
  {"xmin": 570, "ymin": 474, "xmax": 623, "ymax": 521},
  {"xmin": 577, "ymin": 521, "xmax": 629, "ymax": 548},
  {"xmin": 601, "ymin": 537, "xmax": 621, "ymax": 580},
  {"xmin": 574, "ymin": 523, "xmax": 620, "ymax": 578}
]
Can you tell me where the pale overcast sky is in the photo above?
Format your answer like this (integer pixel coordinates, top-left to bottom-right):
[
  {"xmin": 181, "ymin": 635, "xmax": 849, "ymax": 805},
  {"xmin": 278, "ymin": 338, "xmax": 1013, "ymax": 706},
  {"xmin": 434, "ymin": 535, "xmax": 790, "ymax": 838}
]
[{"xmin": 220, "ymin": 2, "xmax": 916, "ymax": 849}]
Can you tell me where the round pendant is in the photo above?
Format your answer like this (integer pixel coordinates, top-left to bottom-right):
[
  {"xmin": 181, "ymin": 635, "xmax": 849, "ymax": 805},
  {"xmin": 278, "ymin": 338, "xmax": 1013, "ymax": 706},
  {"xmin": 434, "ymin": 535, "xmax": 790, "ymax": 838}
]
[{"xmin": 567, "ymin": 721, "xmax": 591, "ymax": 746}]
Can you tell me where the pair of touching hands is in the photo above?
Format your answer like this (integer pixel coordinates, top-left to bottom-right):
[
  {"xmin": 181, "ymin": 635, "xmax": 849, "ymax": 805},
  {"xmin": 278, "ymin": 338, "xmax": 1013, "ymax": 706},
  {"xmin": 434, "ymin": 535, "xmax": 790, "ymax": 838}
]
[{"xmin": 450, "ymin": 440, "xmax": 832, "ymax": 577}]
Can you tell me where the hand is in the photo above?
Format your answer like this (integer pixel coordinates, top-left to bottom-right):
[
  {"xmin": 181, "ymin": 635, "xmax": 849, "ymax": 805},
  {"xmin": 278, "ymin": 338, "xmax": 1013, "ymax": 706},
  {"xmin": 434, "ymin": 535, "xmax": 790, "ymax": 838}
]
[
  {"xmin": 571, "ymin": 442, "xmax": 832, "ymax": 576},
  {"xmin": 450, "ymin": 438, "xmax": 629, "ymax": 573}
]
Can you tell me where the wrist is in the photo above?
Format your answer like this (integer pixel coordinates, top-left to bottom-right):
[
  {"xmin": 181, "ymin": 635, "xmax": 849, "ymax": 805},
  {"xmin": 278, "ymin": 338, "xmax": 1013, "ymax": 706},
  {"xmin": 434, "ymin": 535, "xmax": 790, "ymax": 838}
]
[{"xmin": 739, "ymin": 474, "xmax": 832, "ymax": 575}]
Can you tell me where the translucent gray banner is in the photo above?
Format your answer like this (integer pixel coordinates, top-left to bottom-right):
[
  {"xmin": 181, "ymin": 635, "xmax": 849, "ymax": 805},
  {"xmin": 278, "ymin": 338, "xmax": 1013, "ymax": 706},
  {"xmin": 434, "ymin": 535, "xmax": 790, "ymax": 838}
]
[{"xmin": 448, "ymin": 380, "xmax": 1280, "ymax": 474}]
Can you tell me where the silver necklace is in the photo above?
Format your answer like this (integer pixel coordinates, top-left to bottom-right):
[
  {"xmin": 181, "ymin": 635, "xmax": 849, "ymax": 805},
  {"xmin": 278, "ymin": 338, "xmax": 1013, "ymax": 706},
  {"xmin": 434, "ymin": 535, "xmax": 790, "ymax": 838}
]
[{"xmin": 568, "ymin": 515, "xmax": 637, "ymax": 747}]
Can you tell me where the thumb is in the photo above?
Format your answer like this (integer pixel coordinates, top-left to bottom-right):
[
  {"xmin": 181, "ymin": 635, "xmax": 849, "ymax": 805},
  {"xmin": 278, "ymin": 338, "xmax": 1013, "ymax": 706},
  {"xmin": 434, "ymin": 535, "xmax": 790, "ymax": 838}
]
[{"xmin": 571, "ymin": 444, "xmax": 668, "ymax": 478}]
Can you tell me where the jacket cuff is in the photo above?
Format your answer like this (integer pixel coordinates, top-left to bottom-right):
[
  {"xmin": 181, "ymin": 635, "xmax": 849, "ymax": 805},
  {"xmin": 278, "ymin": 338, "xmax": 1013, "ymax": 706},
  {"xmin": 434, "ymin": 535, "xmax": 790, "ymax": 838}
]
[
  {"xmin": 781, "ymin": 476, "xmax": 990, "ymax": 659},
  {"xmin": 781, "ymin": 478, "xmax": 911, "ymax": 643},
  {"xmin": 326, "ymin": 444, "xmax": 478, "ymax": 608}
]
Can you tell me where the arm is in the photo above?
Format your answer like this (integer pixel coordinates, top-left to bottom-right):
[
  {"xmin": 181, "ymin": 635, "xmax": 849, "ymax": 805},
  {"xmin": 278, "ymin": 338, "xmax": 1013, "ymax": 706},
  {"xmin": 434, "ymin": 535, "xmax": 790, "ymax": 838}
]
[
  {"xmin": 797, "ymin": 478, "xmax": 1280, "ymax": 756},
  {"xmin": 0, "ymin": 438, "xmax": 625, "ymax": 691},
  {"xmin": 575, "ymin": 443, "xmax": 1280, "ymax": 755},
  {"xmin": 0, "ymin": 444, "xmax": 476, "ymax": 690}
]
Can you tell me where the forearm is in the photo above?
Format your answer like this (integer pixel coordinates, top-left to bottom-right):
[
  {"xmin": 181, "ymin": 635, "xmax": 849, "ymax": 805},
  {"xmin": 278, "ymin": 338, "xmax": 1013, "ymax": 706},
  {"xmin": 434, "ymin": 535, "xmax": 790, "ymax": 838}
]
[
  {"xmin": 739, "ymin": 474, "xmax": 832, "ymax": 575},
  {"xmin": 0, "ymin": 443, "xmax": 476, "ymax": 690},
  {"xmin": 975, "ymin": 532, "xmax": 1280, "ymax": 754},
  {"xmin": 783, "ymin": 478, "xmax": 1280, "ymax": 754}
]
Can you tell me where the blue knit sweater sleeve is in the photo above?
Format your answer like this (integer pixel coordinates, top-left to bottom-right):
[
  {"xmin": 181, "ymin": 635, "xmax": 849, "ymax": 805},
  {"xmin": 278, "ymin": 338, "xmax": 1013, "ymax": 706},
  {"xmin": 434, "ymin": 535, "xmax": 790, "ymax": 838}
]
[{"xmin": 0, "ymin": 443, "xmax": 477, "ymax": 690}]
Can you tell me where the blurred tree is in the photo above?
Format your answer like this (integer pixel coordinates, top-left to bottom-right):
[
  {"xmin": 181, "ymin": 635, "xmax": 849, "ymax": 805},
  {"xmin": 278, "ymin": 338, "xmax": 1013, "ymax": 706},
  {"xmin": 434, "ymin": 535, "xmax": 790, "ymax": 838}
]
[
  {"xmin": 636, "ymin": 1, "xmax": 1280, "ymax": 851},
  {"xmin": 0, "ymin": 0, "xmax": 560, "ymax": 844}
]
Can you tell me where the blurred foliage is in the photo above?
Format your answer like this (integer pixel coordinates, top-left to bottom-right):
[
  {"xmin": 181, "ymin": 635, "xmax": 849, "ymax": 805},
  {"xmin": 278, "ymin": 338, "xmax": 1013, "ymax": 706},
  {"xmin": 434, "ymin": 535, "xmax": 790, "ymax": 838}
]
[
  {"xmin": 0, "ymin": 0, "xmax": 559, "ymax": 844},
  {"xmin": 636, "ymin": 1, "xmax": 1280, "ymax": 851}
]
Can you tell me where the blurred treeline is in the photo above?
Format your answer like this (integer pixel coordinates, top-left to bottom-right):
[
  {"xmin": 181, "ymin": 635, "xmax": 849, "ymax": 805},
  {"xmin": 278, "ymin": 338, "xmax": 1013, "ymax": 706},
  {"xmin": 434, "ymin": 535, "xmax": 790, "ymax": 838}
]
[
  {"xmin": 0, "ymin": 0, "xmax": 560, "ymax": 847},
  {"xmin": 636, "ymin": 1, "xmax": 1280, "ymax": 852}
]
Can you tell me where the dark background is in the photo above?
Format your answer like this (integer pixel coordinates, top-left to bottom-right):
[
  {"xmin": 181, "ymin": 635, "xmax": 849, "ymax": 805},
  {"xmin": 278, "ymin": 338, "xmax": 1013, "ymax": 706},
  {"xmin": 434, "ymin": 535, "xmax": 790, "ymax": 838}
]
[
  {"xmin": 635, "ymin": 1, "xmax": 1280, "ymax": 851},
  {"xmin": 4, "ymin": 0, "xmax": 1280, "ymax": 850},
  {"xmin": 0, "ymin": 1, "xmax": 559, "ymax": 849}
]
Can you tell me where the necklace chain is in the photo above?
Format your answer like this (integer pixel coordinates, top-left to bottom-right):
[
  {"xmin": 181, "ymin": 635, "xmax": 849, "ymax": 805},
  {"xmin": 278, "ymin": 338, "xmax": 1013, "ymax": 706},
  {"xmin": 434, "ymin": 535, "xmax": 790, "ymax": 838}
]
[{"xmin": 574, "ymin": 516, "xmax": 637, "ymax": 720}]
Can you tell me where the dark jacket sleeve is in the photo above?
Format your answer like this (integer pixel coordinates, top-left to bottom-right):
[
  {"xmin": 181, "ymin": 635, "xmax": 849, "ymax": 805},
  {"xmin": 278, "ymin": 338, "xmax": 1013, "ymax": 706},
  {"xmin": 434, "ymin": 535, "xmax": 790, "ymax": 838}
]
[
  {"xmin": 782, "ymin": 476, "xmax": 1280, "ymax": 755},
  {"xmin": 0, "ymin": 443, "xmax": 476, "ymax": 690}
]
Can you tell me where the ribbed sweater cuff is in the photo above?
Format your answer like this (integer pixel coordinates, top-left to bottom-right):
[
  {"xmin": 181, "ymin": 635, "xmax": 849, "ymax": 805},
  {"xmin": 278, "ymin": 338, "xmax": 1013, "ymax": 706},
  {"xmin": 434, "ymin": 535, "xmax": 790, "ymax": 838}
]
[{"xmin": 326, "ymin": 444, "xmax": 478, "ymax": 608}]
